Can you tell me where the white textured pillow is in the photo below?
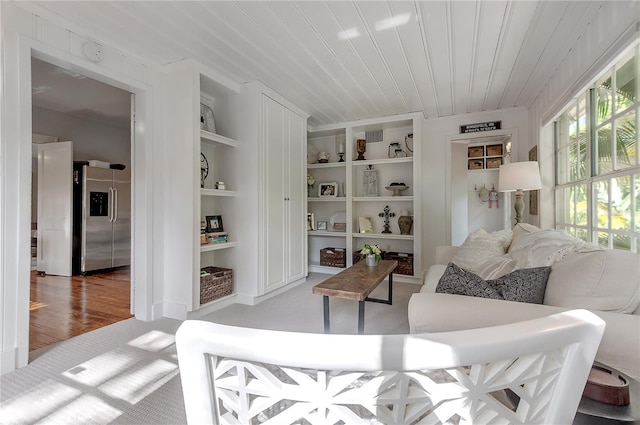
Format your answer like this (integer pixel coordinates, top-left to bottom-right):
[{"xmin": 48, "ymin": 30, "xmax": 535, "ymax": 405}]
[
  {"xmin": 508, "ymin": 229, "xmax": 593, "ymax": 269},
  {"xmin": 451, "ymin": 229, "xmax": 513, "ymax": 273}
]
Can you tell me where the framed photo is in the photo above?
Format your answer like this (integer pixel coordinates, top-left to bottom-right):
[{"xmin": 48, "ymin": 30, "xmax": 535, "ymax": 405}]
[
  {"xmin": 358, "ymin": 216, "xmax": 373, "ymax": 233},
  {"xmin": 317, "ymin": 220, "xmax": 327, "ymax": 230},
  {"xmin": 318, "ymin": 182, "xmax": 338, "ymax": 197},
  {"xmin": 307, "ymin": 212, "xmax": 315, "ymax": 231},
  {"xmin": 206, "ymin": 215, "xmax": 224, "ymax": 233}
]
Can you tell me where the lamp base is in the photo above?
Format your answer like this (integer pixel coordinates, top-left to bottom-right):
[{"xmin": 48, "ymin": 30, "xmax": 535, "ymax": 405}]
[{"xmin": 514, "ymin": 190, "xmax": 524, "ymax": 224}]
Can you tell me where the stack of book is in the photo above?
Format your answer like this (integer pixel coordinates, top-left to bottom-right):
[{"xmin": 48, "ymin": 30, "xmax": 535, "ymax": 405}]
[{"xmin": 206, "ymin": 232, "xmax": 228, "ymax": 244}]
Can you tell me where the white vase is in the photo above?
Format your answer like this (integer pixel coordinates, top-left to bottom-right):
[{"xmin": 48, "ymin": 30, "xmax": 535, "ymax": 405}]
[{"xmin": 365, "ymin": 254, "xmax": 378, "ymax": 267}]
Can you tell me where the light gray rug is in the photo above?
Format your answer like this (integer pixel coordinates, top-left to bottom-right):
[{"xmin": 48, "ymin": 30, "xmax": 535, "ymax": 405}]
[{"xmin": 0, "ymin": 273, "xmax": 420, "ymax": 424}]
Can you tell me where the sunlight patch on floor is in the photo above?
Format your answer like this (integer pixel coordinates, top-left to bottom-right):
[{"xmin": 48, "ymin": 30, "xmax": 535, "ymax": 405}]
[
  {"xmin": 37, "ymin": 394, "xmax": 122, "ymax": 424},
  {"xmin": 1, "ymin": 379, "xmax": 81, "ymax": 423},
  {"xmin": 62, "ymin": 349, "xmax": 137, "ymax": 387},
  {"xmin": 127, "ymin": 330, "xmax": 175, "ymax": 352},
  {"xmin": 98, "ymin": 359, "xmax": 179, "ymax": 404},
  {"xmin": 29, "ymin": 300, "xmax": 48, "ymax": 311}
]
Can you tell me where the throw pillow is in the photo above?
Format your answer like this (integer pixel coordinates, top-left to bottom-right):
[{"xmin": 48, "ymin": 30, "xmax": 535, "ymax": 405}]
[
  {"xmin": 435, "ymin": 263, "xmax": 502, "ymax": 300},
  {"xmin": 490, "ymin": 267, "xmax": 551, "ymax": 304},
  {"xmin": 451, "ymin": 228, "xmax": 513, "ymax": 273},
  {"xmin": 436, "ymin": 263, "xmax": 551, "ymax": 304},
  {"xmin": 508, "ymin": 228, "xmax": 593, "ymax": 269}
]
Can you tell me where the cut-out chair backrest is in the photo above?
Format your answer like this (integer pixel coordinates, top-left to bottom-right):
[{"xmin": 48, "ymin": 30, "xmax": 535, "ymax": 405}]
[{"xmin": 176, "ymin": 310, "xmax": 604, "ymax": 425}]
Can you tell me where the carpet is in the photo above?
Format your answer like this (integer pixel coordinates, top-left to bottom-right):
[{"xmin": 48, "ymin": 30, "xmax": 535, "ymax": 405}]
[{"xmin": 0, "ymin": 273, "xmax": 420, "ymax": 424}]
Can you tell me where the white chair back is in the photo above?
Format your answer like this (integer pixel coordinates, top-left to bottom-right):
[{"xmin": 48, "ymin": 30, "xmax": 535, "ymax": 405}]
[{"xmin": 176, "ymin": 310, "xmax": 604, "ymax": 425}]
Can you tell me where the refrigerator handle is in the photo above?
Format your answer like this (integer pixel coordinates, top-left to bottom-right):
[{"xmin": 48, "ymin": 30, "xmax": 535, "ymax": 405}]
[
  {"xmin": 108, "ymin": 187, "xmax": 114, "ymax": 223},
  {"xmin": 113, "ymin": 187, "xmax": 118, "ymax": 222}
]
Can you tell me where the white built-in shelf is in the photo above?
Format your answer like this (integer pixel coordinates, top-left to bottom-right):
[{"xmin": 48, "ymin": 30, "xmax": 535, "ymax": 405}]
[
  {"xmin": 353, "ymin": 196, "xmax": 413, "ymax": 202},
  {"xmin": 308, "ymin": 231, "xmax": 347, "ymax": 237},
  {"xmin": 308, "ymin": 261, "xmax": 345, "ymax": 273},
  {"xmin": 352, "ymin": 233, "xmax": 414, "ymax": 240},
  {"xmin": 201, "ymin": 188, "xmax": 238, "ymax": 197},
  {"xmin": 308, "ymin": 197, "xmax": 347, "ymax": 202},
  {"xmin": 200, "ymin": 241, "xmax": 239, "ymax": 252},
  {"xmin": 307, "ymin": 162, "xmax": 346, "ymax": 169},
  {"xmin": 351, "ymin": 157, "xmax": 413, "ymax": 167},
  {"xmin": 198, "ymin": 293, "xmax": 236, "ymax": 309},
  {"xmin": 200, "ymin": 130, "xmax": 238, "ymax": 147}
]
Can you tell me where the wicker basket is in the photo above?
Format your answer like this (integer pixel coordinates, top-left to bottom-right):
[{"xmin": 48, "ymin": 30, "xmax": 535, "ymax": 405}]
[
  {"xmin": 200, "ymin": 266, "xmax": 233, "ymax": 304},
  {"xmin": 320, "ymin": 247, "xmax": 346, "ymax": 268},
  {"xmin": 384, "ymin": 252, "xmax": 414, "ymax": 276}
]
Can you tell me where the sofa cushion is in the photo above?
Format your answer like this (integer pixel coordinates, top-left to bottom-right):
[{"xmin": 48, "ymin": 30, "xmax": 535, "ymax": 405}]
[
  {"xmin": 436, "ymin": 263, "xmax": 551, "ymax": 304},
  {"xmin": 407, "ymin": 293, "xmax": 640, "ymax": 380},
  {"xmin": 546, "ymin": 249, "xmax": 640, "ymax": 314},
  {"xmin": 451, "ymin": 228, "xmax": 512, "ymax": 274}
]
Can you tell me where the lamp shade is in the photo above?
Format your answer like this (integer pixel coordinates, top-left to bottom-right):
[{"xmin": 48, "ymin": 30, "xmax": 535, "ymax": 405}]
[{"xmin": 498, "ymin": 161, "xmax": 542, "ymax": 192}]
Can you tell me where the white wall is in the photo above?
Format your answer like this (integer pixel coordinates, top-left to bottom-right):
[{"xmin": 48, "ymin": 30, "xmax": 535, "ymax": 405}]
[
  {"xmin": 0, "ymin": 1, "xmax": 160, "ymax": 375},
  {"xmin": 32, "ymin": 106, "xmax": 131, "ymax": 167},
  {"xmin": 421, "ymin": 107, "xmax": 528, "ymax": 266}
]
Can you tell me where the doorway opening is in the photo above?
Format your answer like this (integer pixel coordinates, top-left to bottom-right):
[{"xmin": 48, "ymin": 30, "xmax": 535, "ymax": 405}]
[
  {"xmin": 448, "ymin": 130, "xmax": 516, "ymax": 245},
  {"xmin": 30, "ymin": 56, "xmax": 133, "ymax": 351}
]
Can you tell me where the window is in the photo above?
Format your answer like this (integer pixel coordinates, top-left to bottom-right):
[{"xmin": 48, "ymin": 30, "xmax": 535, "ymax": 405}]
[{"xmin": 555, "ymin": 43, "xmax": 640, "ymax": 252}]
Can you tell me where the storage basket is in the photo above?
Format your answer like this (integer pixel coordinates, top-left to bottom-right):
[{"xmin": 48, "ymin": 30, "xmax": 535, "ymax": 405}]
[
  {"xmin": 320, "ymin": 247, "xmax": 346, "ymax": 268},
  {"xmin": 200, "ymin": 266, "xmax": 233, "ymax": 304},
  {"xmin": 384, "ymin": 252, "xmax": 414, "ymax": 276}
]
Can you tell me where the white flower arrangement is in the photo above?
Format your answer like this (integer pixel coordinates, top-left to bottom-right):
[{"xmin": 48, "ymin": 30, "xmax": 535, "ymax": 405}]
[
  {"xmin": 360, "ymin": 244, "xmax": 382, "ymax": 261},
  {"xmin": 307, "ymin": 174, "xmax": 315, "ymax": 188}
]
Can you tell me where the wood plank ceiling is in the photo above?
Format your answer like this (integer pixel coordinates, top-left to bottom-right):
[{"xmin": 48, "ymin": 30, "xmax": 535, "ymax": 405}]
[{"xmin": 28, "ymin": 1, "xmax": 607, "ymax": 128}]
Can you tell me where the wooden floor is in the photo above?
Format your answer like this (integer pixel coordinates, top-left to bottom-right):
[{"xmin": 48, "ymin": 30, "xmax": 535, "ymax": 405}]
[{"xmin": 29, "ymin": 268, "xmax": 132, "ymax": 351}]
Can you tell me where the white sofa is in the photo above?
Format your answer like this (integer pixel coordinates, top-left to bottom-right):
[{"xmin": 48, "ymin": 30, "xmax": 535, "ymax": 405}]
[{"xmin": 408, "ymin": 224, "xmax": 640, "ymax": 380}]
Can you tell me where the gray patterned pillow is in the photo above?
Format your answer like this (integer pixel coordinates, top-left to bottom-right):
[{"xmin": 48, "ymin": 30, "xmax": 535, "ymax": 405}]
[{"xmin": 436, "ymin": 263, "xmax": 551, "ymax": 304}]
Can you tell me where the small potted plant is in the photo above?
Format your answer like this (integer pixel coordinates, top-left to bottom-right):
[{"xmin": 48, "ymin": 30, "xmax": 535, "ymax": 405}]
[{"xmin": 360, "ymin": 244, "xmax": 382, "ymax": 266}]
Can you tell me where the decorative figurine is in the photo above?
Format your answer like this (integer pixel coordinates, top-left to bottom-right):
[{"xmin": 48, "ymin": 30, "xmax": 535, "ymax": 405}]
[
  {"xmin": 356, "ymin": 139, "xmax": 366, "ymax": 161},
  {"xmin": 378, "ymin": 205, "xmax": 395, "ymax": 234}
]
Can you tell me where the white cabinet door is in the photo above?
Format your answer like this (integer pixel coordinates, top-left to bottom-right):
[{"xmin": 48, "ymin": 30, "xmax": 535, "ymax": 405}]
[
  {"xmin": 285, "ymin": 110, "xmax": 306, "ymax": 283},
  {"xmin": 261, "ymin": 95, "xmax": 307, "ymax": 293},
  {"xmin": 263, "ymin": 95, "xmax": 287, "ymax": 291},
  {"xmin": 37, "ymin": 141, "xmax": 73, "ymax": 276}
]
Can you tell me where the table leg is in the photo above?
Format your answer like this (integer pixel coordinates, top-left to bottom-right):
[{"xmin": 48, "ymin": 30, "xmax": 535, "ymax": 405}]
[
  {"xmin": 358, "ymin": 301, "xmax": 365, "ymax": 334},
  {"xmin": 365, "ymin": 273, "xmax": 393, "ymax": 305},
  {"xmin": 323, "ymin": 295, "xmax": 330, "ymax": 333}
]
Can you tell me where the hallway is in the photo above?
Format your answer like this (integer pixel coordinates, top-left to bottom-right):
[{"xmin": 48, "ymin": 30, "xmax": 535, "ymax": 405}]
[{"xmin": 29, "ymin": 269, "xmax": 132, "ymax": 351}]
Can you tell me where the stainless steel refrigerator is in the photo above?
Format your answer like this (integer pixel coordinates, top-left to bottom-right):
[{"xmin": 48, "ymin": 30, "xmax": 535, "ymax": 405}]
[{"xmin": 72, "ymin": 163, "xmax": 131, "ymax": 274}]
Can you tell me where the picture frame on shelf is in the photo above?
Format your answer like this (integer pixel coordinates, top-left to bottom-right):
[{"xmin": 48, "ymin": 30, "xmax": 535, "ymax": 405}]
[
  {"xmin": 318, "ymin": 182, "xmax": 338, "ymax": 197},
  {"xmin": 317, "ymin": 221, "xmax": 327, "ymax": 230},
  {"xmin": 200, "ymin": 103, "xmax": 216, "ymax": 133},
  {"xmin": 307, "ymin": 212, "xmax": 315, "ymax": 230},
  {"xmin": 206, "ymin": 215, "xmax": 224, "ymax": 233},
  {"xmin": 359, "ymin": 217, "xmax": 374, "ymax": 233}
]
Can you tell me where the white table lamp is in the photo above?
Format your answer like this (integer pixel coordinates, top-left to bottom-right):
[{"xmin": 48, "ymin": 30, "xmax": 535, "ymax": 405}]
[{"xmin": 498, "ymin": 161, "xmax": 542, "ymax": 224}]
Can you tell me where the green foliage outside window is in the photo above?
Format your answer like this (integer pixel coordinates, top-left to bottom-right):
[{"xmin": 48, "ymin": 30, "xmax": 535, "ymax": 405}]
[{"xmin": 555, "ymin": 44, "xmax": 639, "ymax": 251}]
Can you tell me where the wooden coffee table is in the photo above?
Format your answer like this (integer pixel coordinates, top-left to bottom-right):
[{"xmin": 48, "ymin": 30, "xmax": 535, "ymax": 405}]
[{"xmin": 312, "ymin": 259, "xmax": 397, "ymax": 334}]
